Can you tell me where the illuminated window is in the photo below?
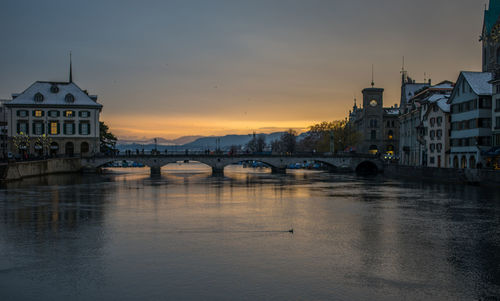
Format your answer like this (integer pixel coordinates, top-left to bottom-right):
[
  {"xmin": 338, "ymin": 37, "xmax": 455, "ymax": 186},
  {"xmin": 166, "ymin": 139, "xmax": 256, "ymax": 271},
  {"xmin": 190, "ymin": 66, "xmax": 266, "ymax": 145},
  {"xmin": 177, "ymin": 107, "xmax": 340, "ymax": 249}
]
[
  {"xmin": 65, "ymin": 111, "xmax": 74, "ymax": 117},
  {"xmin": 50, "ymin": 122, "xmax": 58, "ymax": 135},
  {"xmin": 388, "ymin": 130, "xmax": 394, "ymax": 140},
  {"xmin": 34, "ymin": 110, "xmax": 43, "ymax": 117}
]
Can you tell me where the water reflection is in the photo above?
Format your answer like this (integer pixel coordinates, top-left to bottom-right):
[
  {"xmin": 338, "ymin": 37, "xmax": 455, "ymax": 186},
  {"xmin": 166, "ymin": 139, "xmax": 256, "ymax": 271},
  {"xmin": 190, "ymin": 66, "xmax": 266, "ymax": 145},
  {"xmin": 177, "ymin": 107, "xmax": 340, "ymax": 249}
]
[{"xmin": 0, "ymin": 169, "xmax": 499, "ymax": 300}]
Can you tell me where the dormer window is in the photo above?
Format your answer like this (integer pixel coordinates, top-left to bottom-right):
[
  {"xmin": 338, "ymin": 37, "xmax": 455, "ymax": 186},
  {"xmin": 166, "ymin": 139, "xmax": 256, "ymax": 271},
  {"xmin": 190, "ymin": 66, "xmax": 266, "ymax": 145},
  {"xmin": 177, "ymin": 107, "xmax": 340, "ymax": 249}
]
[
  {"xmin": 34, "ymin": 92, "xmax": 44, "ymax": 102},
  {"xmin": 50, "ymin": 85, "xmax": 59, "ymax": 93},
  {"xmin": 65, "ymin": 93, "xmax": 75, "ymax": 103}
]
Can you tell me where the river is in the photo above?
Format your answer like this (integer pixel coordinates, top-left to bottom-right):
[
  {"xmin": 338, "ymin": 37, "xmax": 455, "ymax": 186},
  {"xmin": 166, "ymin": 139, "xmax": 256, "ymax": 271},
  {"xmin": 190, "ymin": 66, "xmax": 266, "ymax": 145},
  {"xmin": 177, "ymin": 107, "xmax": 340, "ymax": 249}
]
[{"xmin": 0, "ymin": 165, "xmax": 499, "ymax": 300}]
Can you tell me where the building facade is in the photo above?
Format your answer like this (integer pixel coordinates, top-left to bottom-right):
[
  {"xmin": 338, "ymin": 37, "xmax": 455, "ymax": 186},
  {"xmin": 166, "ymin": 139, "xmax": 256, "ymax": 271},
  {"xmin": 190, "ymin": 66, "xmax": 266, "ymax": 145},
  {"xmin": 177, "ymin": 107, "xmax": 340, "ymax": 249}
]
[
  {"xmin": 421, "ymin": 94, "xmax": 451, "ymax": 168},
  {"xmin": 351, "ymin": 86, "xmax": 400, "ymax": 155},
  {"xmin": 5, "ymin": 81, "xmax": 102, "ymax": 157},
  {"xmin": 449, "ymin": 72, "xmax": 493, "ymax": 168},
  {"xmin": 0, "ymin": 99, "xmax": 8, "ymax": 159}
]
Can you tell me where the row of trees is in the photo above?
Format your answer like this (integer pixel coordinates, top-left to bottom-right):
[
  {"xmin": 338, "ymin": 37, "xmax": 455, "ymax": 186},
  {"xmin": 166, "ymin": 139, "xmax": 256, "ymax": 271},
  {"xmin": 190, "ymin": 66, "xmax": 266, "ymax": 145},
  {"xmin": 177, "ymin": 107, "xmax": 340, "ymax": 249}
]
[{"xmin": 244, "ymin": 120, "xmax": 361, "ymax": 154}]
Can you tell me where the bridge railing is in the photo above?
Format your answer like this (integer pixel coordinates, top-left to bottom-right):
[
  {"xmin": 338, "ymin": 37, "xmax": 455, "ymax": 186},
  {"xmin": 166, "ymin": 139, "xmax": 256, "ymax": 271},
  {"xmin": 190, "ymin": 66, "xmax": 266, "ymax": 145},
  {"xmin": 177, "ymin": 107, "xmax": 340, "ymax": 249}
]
[{"xmin": 88, "ymin": 151, "xmax": 379, "ymax": 159}]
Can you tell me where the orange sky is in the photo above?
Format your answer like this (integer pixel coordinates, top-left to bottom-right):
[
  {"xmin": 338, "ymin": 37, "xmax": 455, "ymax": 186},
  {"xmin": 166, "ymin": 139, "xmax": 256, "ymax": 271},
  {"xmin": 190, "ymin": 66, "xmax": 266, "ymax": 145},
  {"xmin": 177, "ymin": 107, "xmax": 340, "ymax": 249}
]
[{"xmin": 0, "ymin": 1, "xmax": 485, "ymax": 140}]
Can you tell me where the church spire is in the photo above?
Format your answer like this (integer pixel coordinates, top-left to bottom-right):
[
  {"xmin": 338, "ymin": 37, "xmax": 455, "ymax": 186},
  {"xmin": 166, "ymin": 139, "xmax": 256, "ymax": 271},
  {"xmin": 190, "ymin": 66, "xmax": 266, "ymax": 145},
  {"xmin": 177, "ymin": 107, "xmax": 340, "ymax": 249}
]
[{"xmin": 69, "ymin": 51, "xmax": 73, "ymax": 83}]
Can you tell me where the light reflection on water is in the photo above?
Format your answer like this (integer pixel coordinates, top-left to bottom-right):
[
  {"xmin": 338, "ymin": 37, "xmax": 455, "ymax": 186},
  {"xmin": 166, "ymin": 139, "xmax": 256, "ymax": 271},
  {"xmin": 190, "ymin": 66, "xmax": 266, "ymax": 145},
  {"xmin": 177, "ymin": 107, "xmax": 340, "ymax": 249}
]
[{"xmin": 0, "ymin": 167, "xmax": 499, "ymax": 300}]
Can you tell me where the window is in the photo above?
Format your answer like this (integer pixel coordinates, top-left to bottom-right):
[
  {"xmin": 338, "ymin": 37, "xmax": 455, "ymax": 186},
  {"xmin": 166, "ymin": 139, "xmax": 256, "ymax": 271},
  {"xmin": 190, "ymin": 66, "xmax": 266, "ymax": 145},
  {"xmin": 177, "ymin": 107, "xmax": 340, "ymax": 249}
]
[
  {"xmin": 430, "ymin": 130, "xmax": 435, "ymax": 140},
  {"xmin": 387, "ymin": 130, "xmax": 393, "ymax": 140},
  {"xmin": 437, "ymin": 143, "xmax": 443, "ymax": 152},
  {"xmin": 65, "ymin": 93, "xmax": 75, "ymax": 103},
  {"xmin": 64, "ymin": 123, "xmax": 75, "ymax": 135},
  {"xmin": 370, "ymin": 119, "xmax": 378, "ymax": 128},
  {"xmin": 65, "ymin": 110, "xmax": 75, "ymax": 117},
  {"xmin": 430, "ymin": 144, "xmax": 435, "ymax": 152},
  {"xmin": 34, "ymin": 92, "xmax": 44, "ymax": 102},
  {"xmin": 33, "ymin": 110, "xmax": 43, "ymax": 117},
  {"xmin": 479, "ymin": 98, "xmax": 492, "ymax": 108},
  {"xmin": 430, "ymin": 118, "xmax": 435, "ymax": 127},
  {"xmin": 50, "ymin": 85, "xmax": 59, "ymax": 93},
  {"xmin": 430, "ymin": 157, "xmax": 435, "ymax": 164},
  {"xmin": 497, "ymin": 117, "xmax": 500, "ymax": 129},
  {"xmin": 478, "ymin": 136, "xmax": 492, "ymax": 146},
  {"xmin": 17, "ymin": 122, "xmax": 28, "ymax": 134},
  {"xmin": 371, "ymin": 130, "xmax": 376, "ymax": 140},
  {"xmin": 478, "ymin": 118, "xmax": 492, "ymax": 128},
  {"xmin": 79, "ymin": 111, "xmax": 90, "ymax": 118},
  {"xmin": 48, "ymin": 110, "xmax": 60, "ymax": 118},
  {"xmin": 79, "ymin": 123, "xmax": 90, "ymax": 135},
  {"xmin": 437, "ymin": 116, "xmax": 443, "ymax": 126},
  {"xmin": 50, "ymin": 122, "xmax": 59, "ymax": 135},
  {"xmin": 33, "ymin": 122, "xmax": 44, "ymax": 135},
  {"xmin": 495, "ymin": 98, "xmax": 500, "ymax": 109},
  {"xmin": 436, "ymin": 129, "xmax": 443, "ymax": 138},
  {"xmin": 17, "ymin": 110, "xmax": 28, "ymax": 117}
]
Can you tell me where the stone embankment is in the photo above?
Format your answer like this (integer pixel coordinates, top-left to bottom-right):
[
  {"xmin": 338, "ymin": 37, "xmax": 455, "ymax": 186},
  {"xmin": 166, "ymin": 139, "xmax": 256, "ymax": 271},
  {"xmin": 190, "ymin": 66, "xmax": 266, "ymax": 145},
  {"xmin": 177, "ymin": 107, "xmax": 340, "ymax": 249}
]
[
  {"xmin": 384, "ymin": 164, "xmax": 500, "ymax": 187},
  {"xmin": 0, "ymin": 158, "xmax": 81, "ymax": 182}
]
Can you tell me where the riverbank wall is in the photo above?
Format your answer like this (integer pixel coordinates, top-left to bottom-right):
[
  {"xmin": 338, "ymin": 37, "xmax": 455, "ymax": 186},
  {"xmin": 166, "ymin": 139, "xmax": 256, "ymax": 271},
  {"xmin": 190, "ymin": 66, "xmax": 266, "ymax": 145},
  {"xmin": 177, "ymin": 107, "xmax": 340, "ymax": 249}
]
[
  {"xmin": 383, "ymin": 164, "xmax": 500, "ymax": 187},
  {"xmin": 0, "ymin": 158, "xmax": 82, "ymax": 182}
]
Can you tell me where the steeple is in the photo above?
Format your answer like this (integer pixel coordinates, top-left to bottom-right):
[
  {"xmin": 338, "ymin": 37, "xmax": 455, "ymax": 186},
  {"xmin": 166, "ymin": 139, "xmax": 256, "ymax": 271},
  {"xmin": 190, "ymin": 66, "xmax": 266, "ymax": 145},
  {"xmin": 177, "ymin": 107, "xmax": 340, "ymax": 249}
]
[
  {"xmin": 69, "ymin": 51, "xmax": 73, "ymax": 83},
  {"xmin": 371, "ymin": 64, "xmax": 375, "ymax": 87}
]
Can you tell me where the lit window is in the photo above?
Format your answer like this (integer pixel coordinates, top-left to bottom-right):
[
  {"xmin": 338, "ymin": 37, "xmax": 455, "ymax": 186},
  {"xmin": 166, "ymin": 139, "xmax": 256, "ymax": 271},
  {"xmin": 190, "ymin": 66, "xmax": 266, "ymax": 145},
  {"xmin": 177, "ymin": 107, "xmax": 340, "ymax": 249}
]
[
  {"xmin": 34, "ymin": 110, "xmax": 43, "ymax": 117},
  {"xmin": 65, "ymin": 111, "xmax": 74, "ymax": 117},
  {"xmin": 50, "ymin": 122, "xmax": 58, "ymax": 135}
]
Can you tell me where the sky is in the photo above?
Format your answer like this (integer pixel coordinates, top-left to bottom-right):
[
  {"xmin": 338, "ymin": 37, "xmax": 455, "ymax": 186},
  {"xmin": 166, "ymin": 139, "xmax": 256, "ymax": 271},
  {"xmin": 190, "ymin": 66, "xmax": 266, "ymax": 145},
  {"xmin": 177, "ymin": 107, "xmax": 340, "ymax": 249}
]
[{"xmin": 0, "ymin": 0, "xmax": 486, "ymax": 140}]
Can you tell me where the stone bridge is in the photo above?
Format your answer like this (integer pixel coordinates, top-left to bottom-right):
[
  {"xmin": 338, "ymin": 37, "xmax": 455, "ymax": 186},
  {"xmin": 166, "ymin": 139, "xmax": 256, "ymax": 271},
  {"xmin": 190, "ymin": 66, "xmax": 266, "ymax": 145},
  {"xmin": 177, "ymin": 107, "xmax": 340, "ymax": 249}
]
[{"xmin": 81, "ymin": 154, "xmax": 383, "ymax": 175}]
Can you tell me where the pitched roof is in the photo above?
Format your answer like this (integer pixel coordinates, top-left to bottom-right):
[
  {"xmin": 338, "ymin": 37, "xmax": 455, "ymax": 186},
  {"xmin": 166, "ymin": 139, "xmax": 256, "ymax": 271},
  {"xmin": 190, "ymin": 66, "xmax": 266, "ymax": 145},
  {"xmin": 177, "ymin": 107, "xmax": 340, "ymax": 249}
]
[
  {"xmin": 7, "ymin": 81, "xmax": 102, "ymax": 108},
  {"xmin": 462, "ymin": 72, "xmax": 493, "ymax": 95},
  {"xmin": 402, "ymin": 83, "xmax": 430, "ymax": 105}
]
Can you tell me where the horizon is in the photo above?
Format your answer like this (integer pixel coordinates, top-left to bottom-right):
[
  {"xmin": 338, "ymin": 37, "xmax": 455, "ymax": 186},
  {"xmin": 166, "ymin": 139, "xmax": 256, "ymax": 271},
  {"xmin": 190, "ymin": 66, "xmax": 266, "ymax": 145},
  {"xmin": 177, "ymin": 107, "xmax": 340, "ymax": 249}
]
[{"xmin": 0, "ymin": 0, "xmax": 485, "ymax": 139}]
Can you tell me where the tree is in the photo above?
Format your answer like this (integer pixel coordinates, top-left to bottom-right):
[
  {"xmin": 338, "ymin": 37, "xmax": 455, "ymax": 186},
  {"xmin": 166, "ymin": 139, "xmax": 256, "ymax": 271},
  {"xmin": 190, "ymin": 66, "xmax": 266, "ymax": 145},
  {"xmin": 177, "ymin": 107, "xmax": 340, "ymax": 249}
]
[
  {"xmin": 246, "ymin": 132, "xmax": 266, "ymax": 153},
  {"xmin": 12, "ymin": 132, "xmax": 30, "ymax": 154},
  {"xmin": 271, "ymin": 129, "xmax": 297, "ymax": 154},
  {"xmin": 35, "ymin": 134, "xmax": 52, "ymax": 157},
  {"xmin": 298, "ymin": 120, "xmax": 361, "ymax": 153},
  {"xmin": 100, "ymin": 121, "xmax": 117, "ymax": 154}
]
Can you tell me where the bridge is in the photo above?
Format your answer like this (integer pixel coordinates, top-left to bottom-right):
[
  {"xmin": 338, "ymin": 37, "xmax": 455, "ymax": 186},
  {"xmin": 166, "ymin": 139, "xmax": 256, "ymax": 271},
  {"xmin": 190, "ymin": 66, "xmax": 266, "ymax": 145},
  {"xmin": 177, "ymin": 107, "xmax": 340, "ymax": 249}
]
[{"xmin": 81, "ymin": 153, "xmax": 383, "ymax": 175}]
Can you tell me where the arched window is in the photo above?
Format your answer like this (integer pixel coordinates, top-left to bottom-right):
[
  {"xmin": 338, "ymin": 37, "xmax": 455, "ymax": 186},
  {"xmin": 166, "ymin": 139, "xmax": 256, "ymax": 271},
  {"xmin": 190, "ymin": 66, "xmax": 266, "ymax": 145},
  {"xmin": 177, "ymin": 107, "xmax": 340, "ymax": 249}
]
[
  {"xmin": 34, "ymin": 92, "xmax": 44, "ymax": 102},
  {"xmin": 461, "ymin": 156, "xmax": 467, "ymax": 169},
  {"xmin": 453, "ymin": 156, "xmax": 459, "ymax": 168},
  {"xmin": 65, "ymin": 93, "xmax": 75, "ymax": 103},
  {"xmin": 469, "ymin": 156, "xmax": 476, "ymax": 169}
]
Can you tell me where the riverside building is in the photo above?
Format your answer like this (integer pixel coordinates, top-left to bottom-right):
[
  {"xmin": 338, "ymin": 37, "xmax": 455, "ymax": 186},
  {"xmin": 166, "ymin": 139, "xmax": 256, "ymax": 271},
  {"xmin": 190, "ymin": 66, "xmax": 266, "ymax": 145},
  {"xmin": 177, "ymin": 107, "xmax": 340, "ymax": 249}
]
[
  {"xmin": 350, "ymin": 82, "xmax": 400, "ymax": 155},
  {"xmin": 448, "ymin": 72, "xmax": 493, "ymax": 168},
  {"xmin": 5, "ymin": 69, "xmax": 102, "ymax": 157}
]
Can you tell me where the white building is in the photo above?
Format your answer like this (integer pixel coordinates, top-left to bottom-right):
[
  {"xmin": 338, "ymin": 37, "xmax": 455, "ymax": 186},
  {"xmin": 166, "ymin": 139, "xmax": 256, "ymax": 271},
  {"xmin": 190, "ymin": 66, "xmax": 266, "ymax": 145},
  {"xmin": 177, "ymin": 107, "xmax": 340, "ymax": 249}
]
[
  {"xmin": 449, "ymin": 72, "xmax": 493, "ymax": 168},
  {"xmin": 421, "ymin": 94, "xmax": 451, "ymax": 168},
  {"xmin": 5, "ymin": 80, "xmax": 102, "ymax": 157},
  {"xmin": 0, "ymin": 99, "xmax": 8, "ymax": 159}
]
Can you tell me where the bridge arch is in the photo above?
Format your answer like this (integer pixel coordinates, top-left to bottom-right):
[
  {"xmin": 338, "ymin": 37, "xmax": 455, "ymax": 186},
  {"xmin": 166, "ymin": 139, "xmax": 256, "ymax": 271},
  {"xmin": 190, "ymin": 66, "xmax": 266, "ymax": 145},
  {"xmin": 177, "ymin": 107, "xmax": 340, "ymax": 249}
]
[{"xmin": 355, "ymin": 160, "xmax": 379, "ymax": 174}]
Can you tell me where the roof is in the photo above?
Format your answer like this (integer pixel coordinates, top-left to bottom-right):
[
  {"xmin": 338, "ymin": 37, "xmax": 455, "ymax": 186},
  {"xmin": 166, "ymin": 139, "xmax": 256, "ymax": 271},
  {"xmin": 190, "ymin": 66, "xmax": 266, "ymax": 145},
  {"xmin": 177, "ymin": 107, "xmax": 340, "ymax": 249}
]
[
  {"xmin": 430, "ymin": 81, "xmax": 454, "ymax": 89},
  {"xmin": 462, "ymin": 71, "xmax": 493, "ymax": 95},
  {"xmin": 384, "ymin": 108, "xmax": 399, "ymax": 115},
  {"xmin": 437, "ymin": 98, "xmax": 450, "ymax": 113},
  {"xmin": 6, "ymin": 81, "xmax": 102, "ymax": 108},
  {"xmin": 484, "ymin": 0, "xmax": 500, "ymax": 36},
  {"xmin": 402, "ymin": 83, "xmax": 430, "ymax": 105}
]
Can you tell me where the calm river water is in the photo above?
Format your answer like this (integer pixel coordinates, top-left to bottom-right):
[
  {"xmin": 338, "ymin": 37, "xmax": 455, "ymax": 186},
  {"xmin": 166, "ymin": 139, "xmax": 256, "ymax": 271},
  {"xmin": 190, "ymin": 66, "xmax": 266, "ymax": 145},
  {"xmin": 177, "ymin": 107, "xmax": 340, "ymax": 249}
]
[{"xmin": 0, "ymin": 164, "xmax": 499, "ymax": 300}]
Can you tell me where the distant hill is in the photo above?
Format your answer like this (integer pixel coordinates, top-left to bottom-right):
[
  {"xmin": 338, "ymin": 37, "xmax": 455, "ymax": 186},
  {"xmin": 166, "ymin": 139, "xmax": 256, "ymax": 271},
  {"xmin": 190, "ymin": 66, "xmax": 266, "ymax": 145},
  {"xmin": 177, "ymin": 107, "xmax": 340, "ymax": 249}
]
[{"xmin": 116, "ymin": 132, "xmax": 302, "ymax": 152}]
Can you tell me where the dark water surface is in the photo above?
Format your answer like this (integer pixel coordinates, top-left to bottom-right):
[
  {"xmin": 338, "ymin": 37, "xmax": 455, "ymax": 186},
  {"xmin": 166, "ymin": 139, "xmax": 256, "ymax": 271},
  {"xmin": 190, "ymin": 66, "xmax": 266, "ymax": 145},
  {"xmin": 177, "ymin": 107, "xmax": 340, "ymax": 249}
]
[{"xmin": 1, "ymin": 166, "xmax": 499, "ymax": 300}]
